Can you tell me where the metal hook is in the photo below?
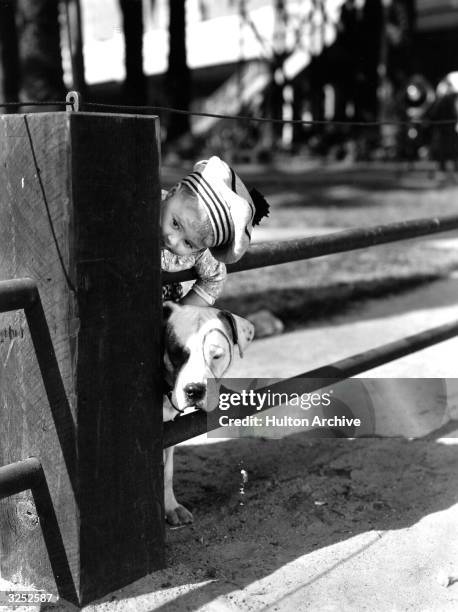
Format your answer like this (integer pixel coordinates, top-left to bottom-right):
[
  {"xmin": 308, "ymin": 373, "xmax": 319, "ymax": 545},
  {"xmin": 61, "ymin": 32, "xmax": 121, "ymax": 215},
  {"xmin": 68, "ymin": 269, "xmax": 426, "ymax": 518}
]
[{"xmin": 66, "ymin": 91, "xmax": 82, "ymax": 112}]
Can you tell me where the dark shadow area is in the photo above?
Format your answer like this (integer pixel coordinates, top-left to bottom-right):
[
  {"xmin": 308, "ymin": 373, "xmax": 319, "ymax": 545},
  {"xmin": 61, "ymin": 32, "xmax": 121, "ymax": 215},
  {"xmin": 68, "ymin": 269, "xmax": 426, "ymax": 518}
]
[
  {"xmin": 0, "ymin": 297, "xmax": 79, "ymax": 604},
  {"xmin": 218, "ymin": 274, "xmax": 458, "ymax": 332},
  {"xmin": 92, "ymin": 422, "xmax": 458, "ymax": 611},
  {"xmin": 25, "ymin": 299, "xmax": 78, "ymax": 487},
  {"xmin": 31, "ymin": 473, "xmax": 79, "ymax": 605}
]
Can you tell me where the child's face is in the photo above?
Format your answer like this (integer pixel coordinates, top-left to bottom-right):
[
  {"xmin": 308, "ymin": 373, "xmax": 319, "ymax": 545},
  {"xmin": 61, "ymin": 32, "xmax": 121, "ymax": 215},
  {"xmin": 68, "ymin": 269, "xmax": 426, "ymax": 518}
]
[{"xmin": 160, "ymin": 186, "xmax": 212, "ymax": 256}]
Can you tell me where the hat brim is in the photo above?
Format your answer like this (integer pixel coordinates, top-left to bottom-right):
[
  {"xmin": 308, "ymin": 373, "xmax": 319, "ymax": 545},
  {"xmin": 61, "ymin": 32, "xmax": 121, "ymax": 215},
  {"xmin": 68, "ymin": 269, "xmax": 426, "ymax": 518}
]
[
  {"xmin": 199, "ymin": 157, "xmax": 254, "ymax": 264},
  {"xmin": 209, "ymin": 183, "xmax": 254, "ymax": 263}
]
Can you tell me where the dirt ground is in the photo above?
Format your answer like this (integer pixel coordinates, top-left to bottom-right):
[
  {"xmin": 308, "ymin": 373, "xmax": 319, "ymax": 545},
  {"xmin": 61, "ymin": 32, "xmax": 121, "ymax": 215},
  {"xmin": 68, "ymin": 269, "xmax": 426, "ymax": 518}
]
[
  {"xmin": 153, "ymin": 432, "xmax": 458, "ymax": 612},
  {"xmin": 14, "ymin": 429, "xmax": 454, "ymax": 612},
  {"xmin": 3, "ymin": 430, "xmax": 458, "ymax": 612}
]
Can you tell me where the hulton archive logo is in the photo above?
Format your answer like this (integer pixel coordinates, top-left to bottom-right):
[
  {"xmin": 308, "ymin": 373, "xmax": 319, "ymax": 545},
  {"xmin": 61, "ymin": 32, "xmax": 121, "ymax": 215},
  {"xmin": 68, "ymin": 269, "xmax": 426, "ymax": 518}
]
[{"xmin": 208, "ymin": 378, "xmax": 377, "ymax": 438}]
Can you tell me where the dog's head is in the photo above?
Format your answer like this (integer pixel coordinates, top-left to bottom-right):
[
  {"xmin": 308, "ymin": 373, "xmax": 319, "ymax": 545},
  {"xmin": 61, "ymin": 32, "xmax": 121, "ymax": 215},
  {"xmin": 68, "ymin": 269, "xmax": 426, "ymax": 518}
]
[{"xmin": 163, "ymin": 302, "xmax": 255, "ymax": 413}]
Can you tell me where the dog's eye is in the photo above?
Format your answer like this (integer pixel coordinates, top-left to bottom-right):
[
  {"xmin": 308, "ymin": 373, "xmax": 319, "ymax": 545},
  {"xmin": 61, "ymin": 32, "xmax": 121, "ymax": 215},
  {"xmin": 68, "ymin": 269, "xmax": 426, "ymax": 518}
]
[{"xmin": 209, "ymin": 345, "xmax": 224, "ymax": 360}]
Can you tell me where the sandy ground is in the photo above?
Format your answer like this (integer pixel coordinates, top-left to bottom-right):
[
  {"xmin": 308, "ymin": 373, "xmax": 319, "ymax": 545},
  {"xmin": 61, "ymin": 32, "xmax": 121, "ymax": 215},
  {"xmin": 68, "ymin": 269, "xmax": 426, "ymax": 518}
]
[
  {"xmin": 2, "ymin": 275, "xmax": 458, "ymax": 611},
  {"xmin": 3, "ymin": 435, "xmax": 458, "ymax": 612},
  {"xmin": 107, "ymin": 434, "xmax": 458, "ymax": 612}
]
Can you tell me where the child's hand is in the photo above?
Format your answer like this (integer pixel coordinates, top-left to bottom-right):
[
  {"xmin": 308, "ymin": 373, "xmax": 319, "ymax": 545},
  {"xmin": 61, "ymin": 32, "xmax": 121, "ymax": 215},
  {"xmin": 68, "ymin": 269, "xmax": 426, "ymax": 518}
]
[{"xmin": 179, "ymin": 290, "xmax": 210, "ymax": 307}]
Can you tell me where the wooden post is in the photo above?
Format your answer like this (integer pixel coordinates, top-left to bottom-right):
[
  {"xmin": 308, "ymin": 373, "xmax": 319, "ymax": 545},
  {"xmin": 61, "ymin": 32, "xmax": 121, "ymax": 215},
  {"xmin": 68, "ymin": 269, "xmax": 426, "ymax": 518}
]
[{"xmin": 0, "ymin": 111, "xmax": 164, "ymax": 606}]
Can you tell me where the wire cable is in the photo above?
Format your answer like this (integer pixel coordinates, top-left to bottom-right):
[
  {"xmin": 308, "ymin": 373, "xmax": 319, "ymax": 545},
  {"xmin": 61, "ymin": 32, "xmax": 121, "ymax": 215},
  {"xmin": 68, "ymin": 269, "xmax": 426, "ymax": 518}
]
[
  {"xmin": 1, "ymin": 97, "xmax": 457, "ymax": 127},
  {"xmin": 0, "ymin": 100, "xmax": 71, "ymax": 109},
  {"xmin": 82, "ymin": 101, "xmax": 458, "ymax": 127}
]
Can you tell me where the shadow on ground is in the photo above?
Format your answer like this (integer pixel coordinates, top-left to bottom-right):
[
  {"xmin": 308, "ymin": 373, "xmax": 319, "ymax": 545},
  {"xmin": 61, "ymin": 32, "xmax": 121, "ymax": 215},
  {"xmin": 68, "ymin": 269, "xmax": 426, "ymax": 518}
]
[
  {"xmin": 218, "ymin": 274, "xmax": 458, "ymax": 332},
  {"xmin": 94, "ymin": 421, "xmax": 458, "ymax": 611}
]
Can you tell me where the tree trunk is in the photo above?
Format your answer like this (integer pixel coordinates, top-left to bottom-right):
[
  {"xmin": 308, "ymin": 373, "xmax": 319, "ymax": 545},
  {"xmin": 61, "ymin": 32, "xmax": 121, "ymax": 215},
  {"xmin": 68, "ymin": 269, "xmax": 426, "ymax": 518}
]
[
  {"xmin": 16, "ymin": 0, "xmax": 66, "ymax": 107},
  {"xmin": 166, "ymin": 0, "xmax": 191, "ymax": 141},
  {"xmin": 119, "ymin": 0, "xmax": 146, "ymax": 104},
  {"xmin": 0, "ymin": 0, "xmax": 20, "ymax": 106},
  {"xmin": 360, "ymin": 0, "xmax": 383, "ymax": 120},
  {"xmin": 64, "ymin": 0, "xmax": 86, "ymax": 97}
]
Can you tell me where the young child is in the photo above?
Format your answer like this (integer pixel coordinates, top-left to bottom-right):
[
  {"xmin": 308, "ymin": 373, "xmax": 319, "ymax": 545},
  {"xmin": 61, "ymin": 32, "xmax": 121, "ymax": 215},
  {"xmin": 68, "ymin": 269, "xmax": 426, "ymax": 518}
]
[{"xmin": 161, "ymin": 156, "xmax": 269, "ymax": 305}]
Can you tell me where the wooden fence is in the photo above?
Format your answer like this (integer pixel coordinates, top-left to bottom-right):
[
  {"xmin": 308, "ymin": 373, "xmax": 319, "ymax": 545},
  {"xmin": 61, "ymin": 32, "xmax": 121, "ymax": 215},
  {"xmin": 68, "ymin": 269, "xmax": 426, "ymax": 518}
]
[{"xmin": 1, "ymin": 107, "xmax": 458, "ymax": 606}]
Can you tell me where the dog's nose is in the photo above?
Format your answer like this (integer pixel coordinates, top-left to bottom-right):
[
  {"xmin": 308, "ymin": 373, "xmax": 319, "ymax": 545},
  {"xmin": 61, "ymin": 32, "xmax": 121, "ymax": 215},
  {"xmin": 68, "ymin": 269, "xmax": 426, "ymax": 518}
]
[{"xmin": 184, "ymin": 383, "xmax": 206, "ymax": 401}]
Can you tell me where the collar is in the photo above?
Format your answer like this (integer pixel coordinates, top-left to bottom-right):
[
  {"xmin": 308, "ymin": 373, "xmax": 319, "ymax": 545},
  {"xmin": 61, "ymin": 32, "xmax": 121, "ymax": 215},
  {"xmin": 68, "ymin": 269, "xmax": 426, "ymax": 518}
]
[{"xmin": 163, "ymin": 380, "xmax": 185, "ymax": 417}]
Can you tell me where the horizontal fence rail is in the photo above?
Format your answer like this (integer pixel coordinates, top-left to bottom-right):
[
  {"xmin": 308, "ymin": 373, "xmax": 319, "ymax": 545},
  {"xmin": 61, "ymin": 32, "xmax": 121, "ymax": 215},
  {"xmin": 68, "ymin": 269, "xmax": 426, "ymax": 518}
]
[
  {"xmin": 162, "ymin": 214, "xmax": 458, "ymax": 284},
  {"xmin": 0, "ymin": 278, "xmax": 38, "ymax": 312},
  {"xmin": 164, "ymin": 318, "xmax": 458, "ymax": 447},
  {"xmin": 0, "ymin": 278, "xmax": 71, "ymax": 500},
  {"xmin": 0, "ymin": 458, "xmax": 44, "ymax": 501}
]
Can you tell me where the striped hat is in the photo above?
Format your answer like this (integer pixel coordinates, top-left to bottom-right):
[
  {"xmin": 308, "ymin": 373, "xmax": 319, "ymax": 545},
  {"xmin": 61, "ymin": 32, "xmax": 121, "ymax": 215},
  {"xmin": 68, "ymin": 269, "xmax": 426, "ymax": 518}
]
[{"xmin": 180, "ymin": 156, "xmax": 257, "ymax": 264}]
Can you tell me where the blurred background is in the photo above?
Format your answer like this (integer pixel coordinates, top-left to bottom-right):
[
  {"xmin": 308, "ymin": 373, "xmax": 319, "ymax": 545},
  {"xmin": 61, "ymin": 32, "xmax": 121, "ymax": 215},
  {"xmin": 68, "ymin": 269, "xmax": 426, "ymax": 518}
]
[
  {"xmin": 1, "ymin": 0, "xmax": 458, "ymax": 164},
  {"xmin": 2, "ymin": 0, "xmax": 458, "ymax": 332}
]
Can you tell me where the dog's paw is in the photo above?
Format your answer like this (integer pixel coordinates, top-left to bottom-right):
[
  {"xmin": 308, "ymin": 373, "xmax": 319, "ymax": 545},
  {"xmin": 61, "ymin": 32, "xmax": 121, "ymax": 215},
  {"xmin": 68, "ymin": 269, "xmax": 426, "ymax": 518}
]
[{"xmin": 166, "ymin": 503, "xmax": 193, "ymax": 526}]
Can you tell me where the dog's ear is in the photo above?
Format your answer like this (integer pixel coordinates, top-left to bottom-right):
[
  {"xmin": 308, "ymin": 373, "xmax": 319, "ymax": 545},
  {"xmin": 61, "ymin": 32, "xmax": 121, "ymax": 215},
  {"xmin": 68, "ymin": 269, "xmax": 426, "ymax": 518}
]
[
  {"xmin": 218, "ymin": 311, "xmax": 255, "ymax": 358},
  {"xmin": 163, "ymin": 300, "xmax": 180, "ymax": 322}
]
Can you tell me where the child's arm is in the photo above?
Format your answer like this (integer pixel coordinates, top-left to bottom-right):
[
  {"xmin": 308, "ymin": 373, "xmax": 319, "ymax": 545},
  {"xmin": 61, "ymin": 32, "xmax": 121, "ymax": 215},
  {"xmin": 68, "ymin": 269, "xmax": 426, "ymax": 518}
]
[
  {"xmin": 180, "ymin": 290, "xmax": 209, "ymax": 307},
  {"xmin": 180, "ymin": 250, "xmax": 227, "ymax": 307}
]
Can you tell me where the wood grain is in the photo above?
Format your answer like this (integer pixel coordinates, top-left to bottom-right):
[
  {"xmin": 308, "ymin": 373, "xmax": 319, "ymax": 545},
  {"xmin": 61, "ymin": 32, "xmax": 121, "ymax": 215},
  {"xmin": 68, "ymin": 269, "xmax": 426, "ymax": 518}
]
[{"xmin": 0, "ymin": 111, "xmax": 163, "ymax": 606}]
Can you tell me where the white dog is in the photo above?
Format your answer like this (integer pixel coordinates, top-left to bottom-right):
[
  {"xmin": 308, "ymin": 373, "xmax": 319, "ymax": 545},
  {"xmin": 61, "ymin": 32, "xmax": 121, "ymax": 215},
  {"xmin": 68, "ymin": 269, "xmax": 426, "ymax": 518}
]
[{"xmin": 162, "ymin": 301, "xmax": 255, "ymax": 525}]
